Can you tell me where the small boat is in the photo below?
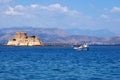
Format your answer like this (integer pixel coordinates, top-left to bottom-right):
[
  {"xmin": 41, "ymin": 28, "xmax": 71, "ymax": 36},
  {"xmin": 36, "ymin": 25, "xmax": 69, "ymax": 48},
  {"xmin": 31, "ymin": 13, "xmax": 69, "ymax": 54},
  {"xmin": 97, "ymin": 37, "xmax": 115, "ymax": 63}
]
[{"xmin": 74, "ymin": 43, "xmax": 89, "ymax": 50}]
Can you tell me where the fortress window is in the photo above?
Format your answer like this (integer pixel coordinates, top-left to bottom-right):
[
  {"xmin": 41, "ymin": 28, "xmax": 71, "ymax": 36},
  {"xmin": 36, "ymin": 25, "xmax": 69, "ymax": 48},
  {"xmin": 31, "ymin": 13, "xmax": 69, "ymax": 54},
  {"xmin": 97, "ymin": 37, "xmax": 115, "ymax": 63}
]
[
  {"xmin": 31, "ymin": 36, "xmax": 36, "ymax": 38},
  {"xmin": 13, "ymin": 39, "xmax": 16, "ymax": 41}
]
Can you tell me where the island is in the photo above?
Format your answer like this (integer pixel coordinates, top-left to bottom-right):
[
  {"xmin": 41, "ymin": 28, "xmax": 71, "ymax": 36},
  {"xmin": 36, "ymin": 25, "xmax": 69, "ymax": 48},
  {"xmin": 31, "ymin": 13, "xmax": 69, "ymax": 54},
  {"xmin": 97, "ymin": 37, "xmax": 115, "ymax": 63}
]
[{"xmin": 6, "ymin": 32, "xmax": 43, "ymax": 46}]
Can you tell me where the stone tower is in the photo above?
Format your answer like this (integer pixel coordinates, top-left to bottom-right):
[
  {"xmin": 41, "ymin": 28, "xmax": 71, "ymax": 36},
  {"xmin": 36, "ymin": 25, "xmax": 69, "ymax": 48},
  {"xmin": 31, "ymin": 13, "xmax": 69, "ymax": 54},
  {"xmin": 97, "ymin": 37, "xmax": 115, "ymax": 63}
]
[{"xmin": 15, "ymin": 32, "xmax": 27, "ymax": 40}]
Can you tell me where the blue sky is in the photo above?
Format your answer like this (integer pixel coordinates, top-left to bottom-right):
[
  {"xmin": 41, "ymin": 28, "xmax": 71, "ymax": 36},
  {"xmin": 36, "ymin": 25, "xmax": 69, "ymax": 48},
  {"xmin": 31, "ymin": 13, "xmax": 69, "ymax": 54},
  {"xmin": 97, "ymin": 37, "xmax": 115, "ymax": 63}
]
[{"xmin": 0, "ymin": 0, "xmax": 120, "ymax": 34}]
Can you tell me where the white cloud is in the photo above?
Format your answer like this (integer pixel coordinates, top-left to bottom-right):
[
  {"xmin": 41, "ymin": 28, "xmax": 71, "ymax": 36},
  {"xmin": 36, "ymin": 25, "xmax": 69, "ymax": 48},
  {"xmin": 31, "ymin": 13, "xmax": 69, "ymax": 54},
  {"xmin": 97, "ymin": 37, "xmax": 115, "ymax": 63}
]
[
  {"xmin": 15, "ymin": 5, "xmax": 25, "ymax": 10},
  {"xmin": 49, "ymin": 3, "xmax": 61, "ymax": 9},
  {"xmin": 111, "ymin": 7, "xmax": 120, "ymax": 12},
  {"xmin": 49, "ymin": 3, "xmax": 68, "ymax": 12},
  {"xmin": 1, "ymin": 3, "xmax": 107, "ymax": 30},
  {"xmin": 30, "ymin": 4, "xmax": 40, "ymax": 8},
  {"xmin": 1, "ymin": 3, "xmax": 95, "ymax": 29},
  {"xmin": 30, "ymin": 3, "xmax": 68, "ymax": 13},
  {"xmin": 4, "ymin": 3, "xmax": 76, "ymax": 16},
  {"xmin": 100, "ymin": 14, "xmax": 109, "ymax": 19},
  {"xmin": 5, "ymin": 6, "xmax": 23, "ymax": 15},
  {"xmin": 30, "ymin": 4, "xmax": 48, "ymax": 10}
]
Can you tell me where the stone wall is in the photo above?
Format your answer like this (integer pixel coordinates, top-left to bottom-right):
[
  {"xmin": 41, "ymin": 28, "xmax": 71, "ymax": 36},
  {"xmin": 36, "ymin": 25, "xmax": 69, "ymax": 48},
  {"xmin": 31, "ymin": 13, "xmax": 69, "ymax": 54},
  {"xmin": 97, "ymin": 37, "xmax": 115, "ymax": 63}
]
[{"xmin": 7, "ymin": 32, "xmax": 43, "ymax": 46}]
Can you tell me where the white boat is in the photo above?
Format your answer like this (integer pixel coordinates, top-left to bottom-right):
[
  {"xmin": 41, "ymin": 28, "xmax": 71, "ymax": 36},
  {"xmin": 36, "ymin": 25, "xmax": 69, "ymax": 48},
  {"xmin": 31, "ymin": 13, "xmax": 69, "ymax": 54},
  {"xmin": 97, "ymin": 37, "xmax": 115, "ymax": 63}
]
[{"xmin": 74, "ymin": 43, "xmax": 89, "ymax": 50}]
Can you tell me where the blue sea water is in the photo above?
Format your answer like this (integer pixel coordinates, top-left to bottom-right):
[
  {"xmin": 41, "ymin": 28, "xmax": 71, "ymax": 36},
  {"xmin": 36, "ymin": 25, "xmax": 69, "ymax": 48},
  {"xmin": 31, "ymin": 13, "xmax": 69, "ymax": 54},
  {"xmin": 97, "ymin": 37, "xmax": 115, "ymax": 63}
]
[{"xmin": 0, "ymin": 46, "xmax": 120, "ymax": 80}]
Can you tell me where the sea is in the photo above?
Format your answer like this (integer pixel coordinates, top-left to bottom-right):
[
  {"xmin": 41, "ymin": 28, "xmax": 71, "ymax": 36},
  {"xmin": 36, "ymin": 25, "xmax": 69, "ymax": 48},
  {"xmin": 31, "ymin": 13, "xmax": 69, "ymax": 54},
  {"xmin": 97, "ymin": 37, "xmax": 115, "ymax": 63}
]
[{"xmin": 0, "ymin": 45, "xmax": 120, "ymax": 80}]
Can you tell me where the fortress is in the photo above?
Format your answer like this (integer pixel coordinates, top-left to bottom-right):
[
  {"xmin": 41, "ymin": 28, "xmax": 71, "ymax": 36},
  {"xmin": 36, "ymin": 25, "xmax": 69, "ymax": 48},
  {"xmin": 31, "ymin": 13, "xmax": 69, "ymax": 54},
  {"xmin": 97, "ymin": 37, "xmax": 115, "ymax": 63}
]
[{"xmin": 6, "ymin": 32, "xmax": 43, "ymax": 46}]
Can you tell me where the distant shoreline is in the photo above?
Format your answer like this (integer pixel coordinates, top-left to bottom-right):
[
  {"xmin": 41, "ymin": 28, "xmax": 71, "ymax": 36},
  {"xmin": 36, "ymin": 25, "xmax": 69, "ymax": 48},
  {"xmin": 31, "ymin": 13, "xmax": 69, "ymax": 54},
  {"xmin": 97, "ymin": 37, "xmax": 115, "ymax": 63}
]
[{"xmin": 0, "ymin": 43, "xmax": 120, "ymax": 47}]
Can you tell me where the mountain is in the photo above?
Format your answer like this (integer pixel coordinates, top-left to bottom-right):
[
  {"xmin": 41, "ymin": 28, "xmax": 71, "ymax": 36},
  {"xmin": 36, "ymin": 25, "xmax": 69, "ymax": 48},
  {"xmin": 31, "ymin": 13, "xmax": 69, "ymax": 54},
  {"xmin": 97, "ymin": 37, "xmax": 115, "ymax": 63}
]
[
  {"xmin": 0, "ymin": 27, "xmax": 120, "ymax": 45},
  {"xmin": 67, "ymin": 29, "xmax": 115, "ymax": 37},
  {"xmin": 107, "ymin": 36, "xmax": 120, "ymax": 44}
]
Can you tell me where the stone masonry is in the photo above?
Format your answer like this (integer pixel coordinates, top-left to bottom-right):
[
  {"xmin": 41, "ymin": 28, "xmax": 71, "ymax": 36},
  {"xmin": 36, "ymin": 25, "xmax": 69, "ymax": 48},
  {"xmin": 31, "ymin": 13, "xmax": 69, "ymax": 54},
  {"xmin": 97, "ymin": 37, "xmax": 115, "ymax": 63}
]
[{"xmin": 6, "ymin": 32, "xmax": 43, "ymax": 46}]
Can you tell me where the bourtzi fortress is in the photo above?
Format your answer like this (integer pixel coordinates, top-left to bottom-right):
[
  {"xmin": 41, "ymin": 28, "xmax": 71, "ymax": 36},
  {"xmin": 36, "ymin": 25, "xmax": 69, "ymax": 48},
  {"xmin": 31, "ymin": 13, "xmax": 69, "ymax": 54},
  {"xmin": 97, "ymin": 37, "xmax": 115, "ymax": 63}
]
[{"xmin": 6, "ymin": 32, "xmax": 43, "ymax": 46}]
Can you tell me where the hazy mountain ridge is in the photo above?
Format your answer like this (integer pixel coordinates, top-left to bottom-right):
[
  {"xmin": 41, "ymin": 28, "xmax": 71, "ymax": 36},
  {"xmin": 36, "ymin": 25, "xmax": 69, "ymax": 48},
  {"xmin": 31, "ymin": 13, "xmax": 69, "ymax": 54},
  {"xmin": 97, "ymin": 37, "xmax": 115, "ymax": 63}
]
[
  {"xmin": 67, "ymin": 29, "xmax": 115, "ymax": 37},
  {"xmin": 0, "ymin": 27, "xmax": 120, "ymax": 45}
]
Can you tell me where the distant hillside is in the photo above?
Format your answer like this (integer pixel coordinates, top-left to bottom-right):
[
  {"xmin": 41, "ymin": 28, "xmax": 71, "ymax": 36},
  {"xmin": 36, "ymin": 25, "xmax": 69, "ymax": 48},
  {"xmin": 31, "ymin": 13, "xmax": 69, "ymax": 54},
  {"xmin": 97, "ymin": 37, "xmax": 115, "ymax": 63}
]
[
  {"xmin": 67, "ymin": 29, "xmax": 115, "ymax": 37},
  {"xmin": 0, "ymin": 27, "xmax": 120, "ymax": 45}
]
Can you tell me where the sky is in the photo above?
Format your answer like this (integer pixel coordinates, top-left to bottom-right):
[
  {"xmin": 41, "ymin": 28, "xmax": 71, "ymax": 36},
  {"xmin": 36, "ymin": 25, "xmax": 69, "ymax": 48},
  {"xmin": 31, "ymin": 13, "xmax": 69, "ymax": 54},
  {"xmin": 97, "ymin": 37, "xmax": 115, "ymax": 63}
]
[{"xmin": 0, "ymin": 0, "xmax": 120, "ymax": 34}]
